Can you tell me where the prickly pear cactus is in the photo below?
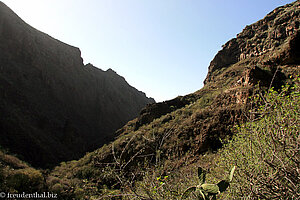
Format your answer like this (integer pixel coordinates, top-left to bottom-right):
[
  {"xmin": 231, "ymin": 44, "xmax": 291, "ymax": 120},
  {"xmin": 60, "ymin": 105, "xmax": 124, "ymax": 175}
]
[{"xmin": 181, "ymin": 166, "xmax": 236, "ymax": 200}]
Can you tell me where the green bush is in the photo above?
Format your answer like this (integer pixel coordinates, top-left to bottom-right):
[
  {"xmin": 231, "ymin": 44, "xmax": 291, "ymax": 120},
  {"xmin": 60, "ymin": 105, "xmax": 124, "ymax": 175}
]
[
  {"xmin": 216, "ymin": 79, "xmax": 299, "ymax": 199},
  {"xmin": 51, "ymin": 183, "xmax": 64, "ymax": 193},
  {"xmin": 6, "ymin": 168, "xmax": 44, "ymax": 193}
]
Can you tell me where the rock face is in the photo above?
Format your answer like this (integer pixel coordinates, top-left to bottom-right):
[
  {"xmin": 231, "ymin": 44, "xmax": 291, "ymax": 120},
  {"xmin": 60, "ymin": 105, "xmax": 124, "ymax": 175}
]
[
  {"xmin": 133, "ymin": 94, "xmax": 198, "ymax": 130},
  {"xmin": 205, "ymin": 2, "xmax": 299, "ymax": 84},
  {"xmin": 0, "ymin": 2, "xmax": 154, "ymax": 168}
]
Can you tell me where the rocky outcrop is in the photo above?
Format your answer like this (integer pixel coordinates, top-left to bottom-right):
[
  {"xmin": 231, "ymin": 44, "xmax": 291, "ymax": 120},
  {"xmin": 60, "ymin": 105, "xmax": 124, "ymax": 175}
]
[
  {"xmin": 0, "ymin": 2, "xmax": 154, "ymax": 168},
  {"xmin": 133, "ymin": 94, "xmax": 197, "ymax": 130},
  {"xmin": 205, "ymin": 1, "xmax": 300, "ymax": 84}
]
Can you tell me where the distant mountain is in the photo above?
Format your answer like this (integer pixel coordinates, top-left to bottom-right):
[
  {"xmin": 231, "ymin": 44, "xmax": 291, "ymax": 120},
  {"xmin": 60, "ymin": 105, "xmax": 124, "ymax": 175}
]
[{"xmin": 0, "ymin": 1, "xmax": 154, "ymax": 168}]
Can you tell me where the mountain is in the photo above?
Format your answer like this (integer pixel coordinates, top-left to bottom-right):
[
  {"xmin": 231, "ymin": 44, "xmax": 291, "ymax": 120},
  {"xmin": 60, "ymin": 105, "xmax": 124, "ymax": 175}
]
[
  {"xmin": 0, "ymin": 1, "xmax": 299, "ymax": 199},
  {"xmin": 0, "ymin": 1, "xmax": 154, "ymax": 168},
  {"xmin": 43, "ymin": 1, "xmax": 299, "ymax": 199}
]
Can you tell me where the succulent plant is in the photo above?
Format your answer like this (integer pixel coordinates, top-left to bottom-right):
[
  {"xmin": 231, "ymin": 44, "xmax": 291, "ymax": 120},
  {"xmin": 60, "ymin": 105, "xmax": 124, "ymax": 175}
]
[{"xmin": 182, "ymin": 166, "xmax": 236, "ymax": 200}]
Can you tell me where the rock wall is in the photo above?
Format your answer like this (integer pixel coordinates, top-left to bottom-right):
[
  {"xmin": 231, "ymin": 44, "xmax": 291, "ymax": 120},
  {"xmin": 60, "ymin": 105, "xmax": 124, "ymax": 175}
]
[
  {"xmin": 204, "ymin": 1, "xmax": 300, "ymax": 84},
  {"xmin": 0, "ymin": 2, "xmax": 154, "ymax": 167}
]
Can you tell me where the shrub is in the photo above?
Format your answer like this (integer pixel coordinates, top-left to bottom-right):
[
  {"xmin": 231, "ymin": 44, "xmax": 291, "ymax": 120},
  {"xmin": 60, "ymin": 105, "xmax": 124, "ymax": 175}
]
[
  {"xmin": 6, "ymin": 168, "xmax": 44, "ymax": 193},
  {"xmin": 216, "ymin": 78, "xmax": 299, "ymax": 199},
  {"xmin": 51, "ymin": 183, "xmax": 64, "ymax": 193}
]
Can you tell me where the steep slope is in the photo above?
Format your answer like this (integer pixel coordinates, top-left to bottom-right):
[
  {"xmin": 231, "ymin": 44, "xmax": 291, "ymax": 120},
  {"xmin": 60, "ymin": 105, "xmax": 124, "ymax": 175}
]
[
  {"xmin": 46, "ymin": 1, "xmax": 299, "ymax": 199},
  {"xmin": 0, "ymin": 2, "xmax": 154, "ymax": 168}
]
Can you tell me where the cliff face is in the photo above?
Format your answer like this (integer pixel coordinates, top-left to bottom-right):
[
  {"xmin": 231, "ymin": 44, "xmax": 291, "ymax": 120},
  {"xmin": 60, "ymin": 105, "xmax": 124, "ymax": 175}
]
[
  {"xmin": 205, "ymin": 2, "xmax": 299, "ymax": 84},
  {"xmin": 0, "ymin": 2, "xmax": 154, "ymax": 168}
]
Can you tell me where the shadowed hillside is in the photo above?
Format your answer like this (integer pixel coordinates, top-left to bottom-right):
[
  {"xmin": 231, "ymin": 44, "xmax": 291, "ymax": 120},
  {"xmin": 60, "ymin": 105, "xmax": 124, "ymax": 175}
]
[{"xmin": 0, "ymin": 1, "xmax": 154, "ymax": 168}]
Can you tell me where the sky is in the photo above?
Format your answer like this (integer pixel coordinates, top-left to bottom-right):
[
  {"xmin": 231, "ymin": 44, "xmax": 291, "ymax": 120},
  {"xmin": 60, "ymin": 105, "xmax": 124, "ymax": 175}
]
[{"xmin": 1, "ymin": 0, "xmax": 295, "ymax": 102}]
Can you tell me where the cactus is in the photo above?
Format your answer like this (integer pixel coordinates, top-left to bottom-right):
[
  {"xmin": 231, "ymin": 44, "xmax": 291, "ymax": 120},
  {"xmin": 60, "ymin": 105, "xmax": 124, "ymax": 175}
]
[{"xmin": 181, "ymin": 166, "xmax": 236, "ymax": 200}]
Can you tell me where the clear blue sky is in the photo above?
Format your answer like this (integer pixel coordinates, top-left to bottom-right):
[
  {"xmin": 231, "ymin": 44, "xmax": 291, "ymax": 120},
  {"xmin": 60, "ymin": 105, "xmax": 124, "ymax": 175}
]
[{"xmin": 1, "ymin": 0, "xmax": 295, "ymax": 102}]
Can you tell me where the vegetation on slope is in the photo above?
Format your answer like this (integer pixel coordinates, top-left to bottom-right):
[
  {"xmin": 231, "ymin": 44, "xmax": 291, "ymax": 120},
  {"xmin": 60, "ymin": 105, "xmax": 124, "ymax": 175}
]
[
  {"xmin": 0, "ymin": 148, "xmax": 45, "ymax": 194},
  {"xmin": 215, "ymin": 77, "xmax": 299, "ymax": 199},
  {"xmin": 42, "ymin": 68, "xmax": 298, "ymax": 200}
]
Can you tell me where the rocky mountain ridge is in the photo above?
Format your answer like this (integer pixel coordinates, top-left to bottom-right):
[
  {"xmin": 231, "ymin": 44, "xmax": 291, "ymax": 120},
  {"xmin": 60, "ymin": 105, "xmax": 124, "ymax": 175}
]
[
  {"xmin": 0, "ymin": 1, "xmax": 154, "ymax": 168},
  {"xmin": 205, "ymin": 2, "xmax": 299, "ymax": 84}
]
